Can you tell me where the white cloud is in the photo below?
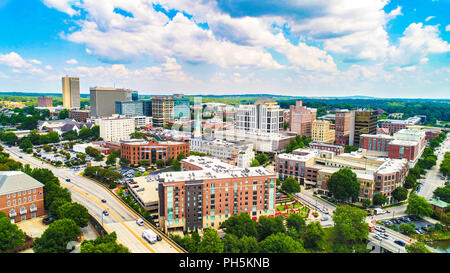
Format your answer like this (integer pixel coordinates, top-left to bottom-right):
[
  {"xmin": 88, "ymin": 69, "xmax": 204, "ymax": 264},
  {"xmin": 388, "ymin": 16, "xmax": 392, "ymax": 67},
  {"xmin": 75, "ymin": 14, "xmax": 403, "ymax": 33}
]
[
  {"xmin": 42, "ymin": 0, "xmax": 80, "ymax": 16},
  {"xmin": 29, "ymin": 59, "xmax": 42, "ymax": 65},
  {"xmin": 0, "ymin": 52, "xmax": 31, "ymax": 68},
  {"xmin": 66, "ymin": 59, "xmax": 78, "ymax": 64},
  {"xmin": 425, "ymin": 16, "xmax": 435, "ymax": 22},
  {"xmin": 45, "ymin": 65, "xmax": 53, "ymax": 70},
  {"xmin": 446, "ymin": 25, "xmax": 450, "ymax": 31},
  {"xmin": 63, "ymin": 57, "xmax": 191, "ymax": 83},
  {"xmin": 389, "ymin": 23, "xmax": 450, "ymax": 66}
]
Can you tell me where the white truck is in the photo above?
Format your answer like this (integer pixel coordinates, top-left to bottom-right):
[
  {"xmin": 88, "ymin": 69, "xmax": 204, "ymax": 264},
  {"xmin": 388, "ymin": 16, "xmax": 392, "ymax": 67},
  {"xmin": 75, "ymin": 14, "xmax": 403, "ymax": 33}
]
[
  {"xmin": 374, "ymin": 208, "xmax": 387, "ymax": 215},
  {"xmin": 142, "ymin": 229, "xmax": 157, "ymax": 244}
]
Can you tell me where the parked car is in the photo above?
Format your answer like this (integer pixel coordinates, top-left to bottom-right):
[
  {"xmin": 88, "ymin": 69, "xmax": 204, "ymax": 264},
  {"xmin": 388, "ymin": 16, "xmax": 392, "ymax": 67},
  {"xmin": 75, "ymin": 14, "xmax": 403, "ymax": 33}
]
[
  {"xmin": 132, "ymin": 185, "xmax": 139, "ymax": 188},
  {"xmin": 394, "ymin": 240, "xmax": 406, "ymax": 247},
  {"xmin": 65, "ymin": 178, "xmax": 71, "ymax": 182},
  {"xmin": 373, "ymin": 235, "xmax": 381, "ymax": 241},
  {"xmin": 380, "ymin": 233, "xmax": 389, "ymax": 239}
]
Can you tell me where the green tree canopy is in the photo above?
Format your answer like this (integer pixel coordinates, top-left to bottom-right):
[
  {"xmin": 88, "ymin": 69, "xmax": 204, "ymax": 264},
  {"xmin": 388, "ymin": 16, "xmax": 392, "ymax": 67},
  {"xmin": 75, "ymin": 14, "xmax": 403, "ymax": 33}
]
[
  {"xmin": 327, "ymin": 168, "xmax": 360, "ymax": 202},
  {"xmin": 57, "ymin": 202, "xmax": 90, "ymax": 228},
  {"xmin": 81, "ymin": 232, "xmax": 129, "ymax": 253},
  {"xmin": 332, "ymin": 206, "xmax": 368, "ymax": 244},
  {"xmin": 32, "ymin": 219, "xmax": 81, "ymax": 253},
  {"xmin": 0, "ymin": 212, "xmax": 26, "ymax": 252},
  {"xmin": 197, "ymin": 228, "xmax": 223, "ymax": 253},
  {"xmin": 281, "ymin": 177, "xmax": 301, "ymax": 194},
  {"xmin": 392, "ymin": 186, "xmax": 408, "ymax": 202},
  {"xmin": 221, "ymin": 213, "xmax": 258, "ymax": 238},
  {"xmin": 406, "ymin": 194, "xmax": 433, "ymax": 217},
  {"xmin": 258, "ymin": 233, "xmax": 306, "ymax": 253}
]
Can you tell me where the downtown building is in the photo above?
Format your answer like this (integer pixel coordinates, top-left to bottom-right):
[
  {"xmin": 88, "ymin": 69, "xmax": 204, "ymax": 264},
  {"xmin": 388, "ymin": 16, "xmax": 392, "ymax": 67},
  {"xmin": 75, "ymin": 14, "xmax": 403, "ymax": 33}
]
[
  {"xmin": 38, "ymin": 96, "xmax": 53, "ymax": 107},
  {"xmin": 62, "ymin": 77, "xmax": 80, "ymax": 108},
  {"xmin": 311, "ymin": 120, "xmax": 335, "ymax": 144},
  {"xmin": 235, "ymin": 97, "xmax": 284, "ymax": 135},
  {"xmin": 120, "ymin": 138, "xmax": 190, "ymax": 166},
  {"xmin": 378, "ymin": 116, "xmax": 422, "ymax": 134},
  {"xmin": 93, "ymin": 115, "xmax": 135, "ymax": 142},
  {"xmin": 275, "ymin": 149, "xmax": 409, "ymax": 203},
  {"xmin": 190, "ymin": 137, "xmax": 255, "ymax": 168},
  {"xmin": 151, "ymin": 94, "xmax": 190, "ymax": 127},
  {"xmin": 353, "ymin": 109, "xmax": 378, "ymax": 148},
  {"xmin": 157, "ymin": 156, "xmax": 277, "ymax": 232},
  {"xmin": 90, "ymin": 87, "xmax": 138, "ymax": 117},
  {"xmin": 288, "ymin": 100, "xmax": 316, "ymax": 138},
  {"xmin": 334, "ymin": 109, "xmax": 355, "ymax": 146},
  {"xmin": 0, "ymin": 171, "xmax": 45, "ymax": 223},
  {"xmin": 68, "ymin": 109, "xmax": 90, "ymax": 122}
]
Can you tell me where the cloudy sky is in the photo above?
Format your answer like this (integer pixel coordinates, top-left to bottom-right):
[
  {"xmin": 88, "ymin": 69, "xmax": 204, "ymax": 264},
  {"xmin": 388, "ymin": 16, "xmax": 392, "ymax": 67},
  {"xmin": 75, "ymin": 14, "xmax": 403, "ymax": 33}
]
[{"xmin": 0, "ymin": 0, "xmax": 449, "ymax": 98}]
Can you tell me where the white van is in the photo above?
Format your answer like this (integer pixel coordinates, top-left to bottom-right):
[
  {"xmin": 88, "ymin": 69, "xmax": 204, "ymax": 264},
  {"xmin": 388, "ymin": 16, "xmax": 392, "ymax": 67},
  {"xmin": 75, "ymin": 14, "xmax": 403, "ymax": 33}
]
[{"xmin": 136, "ymin": 218, "xmax": 144, "ymax": 226}]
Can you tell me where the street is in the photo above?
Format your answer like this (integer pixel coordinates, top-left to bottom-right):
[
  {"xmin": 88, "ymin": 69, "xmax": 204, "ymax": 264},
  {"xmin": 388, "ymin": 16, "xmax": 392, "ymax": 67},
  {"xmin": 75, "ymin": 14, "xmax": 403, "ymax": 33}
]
[
  {"xmin": 416, "ymin": 134, "xmax": 449, "ymax": 200},
  {"xmin": 5, "ymin": 146, "xmax": 183, "ymax": 253}
]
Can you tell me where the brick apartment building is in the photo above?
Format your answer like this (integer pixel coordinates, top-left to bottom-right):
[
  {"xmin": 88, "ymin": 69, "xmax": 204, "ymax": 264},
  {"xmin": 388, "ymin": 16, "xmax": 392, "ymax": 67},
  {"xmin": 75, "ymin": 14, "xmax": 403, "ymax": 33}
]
[
  {"xmin": 120, "ymin": 138, "xmax": 190, "ymax": 166},
  {"xmin": 309, "ymin": 142, "xmax": 344, "ymax": 155},
  {"xmin": 38, "ymin": 96, "xmax": 53, "ymax": 107},
  {"xmin": 0, "ymin": 172, "xmax": 45, "ymax": 223},
  {"xmin": 157, "ymin": 156, "xmax": 277, "ymax": 232},
  {"xmin": 69, "ymin": 109, "xmax": 90, "ymax": 122}
]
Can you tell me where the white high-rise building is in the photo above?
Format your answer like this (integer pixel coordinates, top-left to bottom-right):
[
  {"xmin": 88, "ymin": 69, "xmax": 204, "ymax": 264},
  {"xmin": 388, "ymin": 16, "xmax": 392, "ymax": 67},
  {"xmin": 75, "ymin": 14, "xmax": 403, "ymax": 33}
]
[
  {"xmin": 235, "ymin": 97, "xmax": 283, "ymax": 134},
  {"xmin": 97, "ymin": 115, "xmax": 135, "ymax": 142}
]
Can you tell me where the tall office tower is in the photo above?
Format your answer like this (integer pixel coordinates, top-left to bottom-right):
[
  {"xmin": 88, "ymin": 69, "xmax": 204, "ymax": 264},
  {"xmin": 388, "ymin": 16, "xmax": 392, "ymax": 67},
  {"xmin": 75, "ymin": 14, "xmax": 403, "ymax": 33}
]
[
  {"xmin": 90, "ymin": 87, "xmax": 138, "ymax": 117},
  {"xmin": 353, "ymin": 109, "xmax": 378, "ymax": 148},
  {"xmin": 173, "ymin": 94, "xmax": 190, "ymax": 120},
  {"xmin": 289, "ymin": 100, "xmax": 315, "ymax": 138},
  {"xmin": 236, "ymin": 97, "xmax": 283, "ymax": 134},
  {"xmin": 312, "ymin": 120, "xmax": 335, "ymax": 143},
  {"xmin": 151, "ymin": 96, "xmax": 174, "ymax": 127},
  {"xmin": 334, "ymin": 110, "xmax": 355, "ymax": 146},
  {"xmin": 62, "ymin": 77, "xmax": 80, "ymax": 108}
]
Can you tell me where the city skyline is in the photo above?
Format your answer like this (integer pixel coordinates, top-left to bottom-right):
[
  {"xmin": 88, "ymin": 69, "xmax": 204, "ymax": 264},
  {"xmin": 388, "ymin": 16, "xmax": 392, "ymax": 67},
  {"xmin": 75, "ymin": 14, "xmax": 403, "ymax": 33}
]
[{"xmin": 0, "ymin": 0, "xmax": 449, "ymax": 98}]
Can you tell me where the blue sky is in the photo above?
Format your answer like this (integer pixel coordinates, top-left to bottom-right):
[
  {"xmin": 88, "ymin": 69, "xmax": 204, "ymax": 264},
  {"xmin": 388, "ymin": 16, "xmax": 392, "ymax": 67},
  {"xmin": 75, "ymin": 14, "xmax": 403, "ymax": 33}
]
[{"xmin": 0, "ymin": 0, "xmax": 448, "ymax": 98}]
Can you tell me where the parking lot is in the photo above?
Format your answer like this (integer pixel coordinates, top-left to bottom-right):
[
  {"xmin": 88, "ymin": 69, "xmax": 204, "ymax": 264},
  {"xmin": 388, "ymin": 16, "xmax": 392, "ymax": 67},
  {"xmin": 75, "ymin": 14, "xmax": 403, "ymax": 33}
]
[{"xmin": 380, "ymin": 215, "xmax": 435, "ymax": 235}]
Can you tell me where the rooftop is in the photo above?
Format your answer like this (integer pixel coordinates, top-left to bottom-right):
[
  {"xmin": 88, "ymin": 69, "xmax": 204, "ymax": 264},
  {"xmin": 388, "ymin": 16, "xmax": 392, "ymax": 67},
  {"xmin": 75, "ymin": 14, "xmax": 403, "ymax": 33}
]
[
  {"xmin": 159, "ymin": 156, "xmax": 274, "ymax": 183},
  {"xmin": 0, "ymin": 171, "xmax": 44, "ymax": 195}
]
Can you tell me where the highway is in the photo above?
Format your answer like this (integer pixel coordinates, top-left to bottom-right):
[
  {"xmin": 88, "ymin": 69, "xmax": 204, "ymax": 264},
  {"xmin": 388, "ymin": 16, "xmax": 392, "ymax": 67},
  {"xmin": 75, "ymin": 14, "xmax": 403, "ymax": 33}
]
[
  {"xmin": 4, "ymin": 145, "xmax": 183, "ymax": 253},
  {"xmin": 417, "ymin": 134, "xmax": 449, "ymax": 200}
]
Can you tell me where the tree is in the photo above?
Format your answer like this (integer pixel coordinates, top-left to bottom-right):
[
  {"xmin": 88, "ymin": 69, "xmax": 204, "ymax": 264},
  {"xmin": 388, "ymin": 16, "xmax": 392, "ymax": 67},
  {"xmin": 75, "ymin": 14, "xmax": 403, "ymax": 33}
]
[
  {"xmin": 135, "ymin": 171, "xmax": 142, "ymax": 177},
  {"xmin": 344, "ymin": 145, "xmax": 358, "ymax": 153},
  {"xmin": 258, "ymin": 233, "xmax": 305, "ymax": 253},
  {"xmin": 81, "ymin": 232, "xmax": 129, "ymax": 253},
  {"xmin": 303, "ymin": 222, "xmax": 325, "ymax": 251},
  {"xmin": 361, "ymin": 199, "xmax": 371, "ymax": 208},
  {"xmin": 156, "ymin": 159, "xmax": 165, "ymax": 169},
  {"xmin": 171, "ymin": 158, "xmax": 181, "ymax": 171},
  {"xmin": 404, "ymin": 174, "xmax": 418, "ymax": 189},
  {"xmin": 32, "ymin": 219, "xmax": 81, "ymax": 253},
  {"xmin": 392, "ymin": 187, "xmax": 408, "ymax": 202},
  {"xmin": 19, "ymin": 138, "xmax": 33, "ymax": 151},
  {"xmin": 250, "ymin": 158, "xmax": 260, "ymax": 167},
  {"xmin": 281, "ymin": 177, "xmax": 300, "ymax": 194},
  {"xmin": 0, "ymin": 212, "xmax": 26, "ymax": 252},
  {"xmin": 406, "ymin": 194, "xmax": 433, "ymax": 217},
  {"xmin": 2, "ymin": 132, "xmax": 18, "ymax": 145},
  {"xmin": 48, "ymin": 198, "xmax": 70, "ymax": 217},
  {"xmin": 255, "ymin": 153, "xmax": 269, "ymax": 165},
  {"xmin": 78, "ymin": 126, "xmax": 92, "ymax": 140},
  {"xmin": 373, "ymin": 193, "xmax": 388, "ymax": 206},
  {"xmin": 197, "ymin": 228, "xmax": 223, "ymax": 253},
  {"xmin": 399, "ymin": 223, "xmax": 415, "ymax": 235},
  {"xmin": 433, "ymin": 184, "xmax": 450, "ymax": 203},
  {"xmin": 57, "ymin": 202, "xmax": 90, "ymax": 228},
  {"xmin": 57, "ymin": 109, "xmax": 69, "ymax": 119},
  {"xmin": 332, "ymin": 206, "xmax": 368, "ymax": 244},
  {"xmin": 286, "ymin": 214, "xmax": 306, "ymax": 234},
  {"xmin": 106, "ymin": 153, "xmax": 116, "ymax": 166},
  {"xmin": 405, "ymin": 242, "xmax": 432, "ymax": 253},
  {"xmin": 221, "ymin": 213, "xmax": 258, "ymax": 238},
  {"xmin": 257, "ymin": 216, "xmax": 286, "ymax": 241},
  {"xmin": 327, "ymin": 168, "xmax": 360, "ymax": 202},
  {"xmin": 223, "ymin": 234, "xmax": 259, "ymax": 253}
]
